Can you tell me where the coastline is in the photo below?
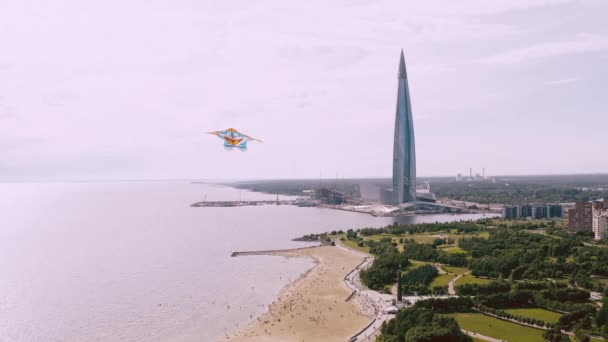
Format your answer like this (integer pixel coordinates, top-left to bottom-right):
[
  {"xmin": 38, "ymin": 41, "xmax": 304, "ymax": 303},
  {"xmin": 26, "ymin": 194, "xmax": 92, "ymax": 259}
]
[{"xmin": 225, "ymin": 245, "xmax": 372, "ymax": 342}]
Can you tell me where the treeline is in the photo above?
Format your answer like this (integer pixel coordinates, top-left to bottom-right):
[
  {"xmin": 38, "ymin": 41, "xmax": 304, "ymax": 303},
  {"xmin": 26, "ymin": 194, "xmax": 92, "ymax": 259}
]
[
  {"xmin": 458, "ymin": 228, "xmax": 608, "ymax": 293},
  {"xmin": 403, "ymin": 241, "xmax": 468, "ymax": 266},
  {"xmin": 360, "ymin": 252, "xmax": 410, "ymax": 291},
  {"xmin": 357, "ymin": 221, "xmax": 482, "ymax": 237},
  {"xmin": 378, "ymin": 306, "xmax": 471, "ymax": 342},
  {"xmin": 430, "ymin": 179, "xmax": 608, "ymax": 204},
  {"xmin": 456, "ymin": 281, "xmax": 511, "ymax": 296},
  {"xmin": 475, "ymin": 303, "xmax": 552, "ymax": 328},
  {"xmin": 367, "ymin": 238, "xmax": 399, "ymax": 255},
  {"xmin": 401, "ymin": 265, "xmax": 438, "ymax": 286}
]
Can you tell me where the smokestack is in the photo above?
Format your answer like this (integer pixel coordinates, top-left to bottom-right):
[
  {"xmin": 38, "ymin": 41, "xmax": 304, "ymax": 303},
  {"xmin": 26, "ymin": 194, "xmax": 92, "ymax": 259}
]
[
  {"xmin": 469, "ymin": 168, "xmax": 472, "ymax": 178},
  {"xmin": 483, "ymin": 168, "xmax": 485, "ymax": 179}
]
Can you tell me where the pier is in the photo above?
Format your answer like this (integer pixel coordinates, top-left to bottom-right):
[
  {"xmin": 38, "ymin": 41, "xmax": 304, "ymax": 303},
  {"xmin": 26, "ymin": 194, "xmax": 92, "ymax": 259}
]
[{"xmin": 190, "ymin": 199, "xmax": 318, "ymax": 208}]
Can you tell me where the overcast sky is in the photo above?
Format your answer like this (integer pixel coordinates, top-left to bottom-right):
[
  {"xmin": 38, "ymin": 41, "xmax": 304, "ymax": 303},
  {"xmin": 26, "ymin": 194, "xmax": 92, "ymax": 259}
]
[{"xmin": 1, "ymin": 0, "xmax": 607, "ymax": 181}]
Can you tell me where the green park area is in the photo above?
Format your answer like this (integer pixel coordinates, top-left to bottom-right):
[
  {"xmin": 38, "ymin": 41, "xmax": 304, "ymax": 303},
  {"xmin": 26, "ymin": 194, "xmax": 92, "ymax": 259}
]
[
  {"xmin": 454, "ymin": 274, "xmax": 493, "ymax": 286},
  {"xmin": 502, "ymin": 307, "xmax": 562, "ymax": 324},
  {"xmin": 447, "ymin": 312, "xmax": 546, "ymax": 342},
  {"xmin": 593, "ymin": 277, "xmax": 608, "ymax": 286},
  {"xmin": 338, "ymin": 235, "xmax": 370, "ymax": 253},
  {"xmin": 365, "ymin": 231, "xmax": 488, "ymax": 246},
  {"xmin": 441, "ymin": 246, "xmax": 467, "ymax": 254},
  {"xmin": 342, "ymin": 218, "xmax": 608, "ymax": 342},
  {"xmin": 442, "ymin": 265, "xmax": 469, "ymax": 275},
  {"xmin": 430, "ymin": 273, "xmax": 455, "ymax": 287}
]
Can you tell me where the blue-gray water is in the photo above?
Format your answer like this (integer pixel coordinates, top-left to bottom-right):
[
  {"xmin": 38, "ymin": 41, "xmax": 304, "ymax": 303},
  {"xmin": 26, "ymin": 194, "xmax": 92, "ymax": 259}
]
[{"xmin": 0, "ymin": 182, "xmax": 494, "ymax": 341}]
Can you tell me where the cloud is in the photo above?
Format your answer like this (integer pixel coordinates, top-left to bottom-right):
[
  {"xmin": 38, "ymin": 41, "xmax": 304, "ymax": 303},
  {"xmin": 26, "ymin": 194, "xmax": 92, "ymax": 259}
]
[{"xmin": 481, "ymin": 33, "xmax": 608, "ymax": 65}]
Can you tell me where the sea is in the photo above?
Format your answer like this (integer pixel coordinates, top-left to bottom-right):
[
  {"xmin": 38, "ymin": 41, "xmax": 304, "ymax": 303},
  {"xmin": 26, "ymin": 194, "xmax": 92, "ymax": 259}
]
[{"xmin": 0, "ymin": 181, "xmax": 495, "ymax": 342}]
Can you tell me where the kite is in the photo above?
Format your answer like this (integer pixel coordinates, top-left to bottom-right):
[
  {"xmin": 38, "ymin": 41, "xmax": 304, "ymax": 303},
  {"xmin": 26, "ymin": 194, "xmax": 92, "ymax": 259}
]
[{"xmin": 208, "ymin": 128, "xmax": 262, "ymax": 152}]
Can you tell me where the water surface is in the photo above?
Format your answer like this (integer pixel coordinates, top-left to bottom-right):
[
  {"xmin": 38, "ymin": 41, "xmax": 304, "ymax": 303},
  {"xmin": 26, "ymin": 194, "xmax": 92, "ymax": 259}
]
[{"xmin": 0, "ymin": 182, "xmax": 493, "ymax": 341}]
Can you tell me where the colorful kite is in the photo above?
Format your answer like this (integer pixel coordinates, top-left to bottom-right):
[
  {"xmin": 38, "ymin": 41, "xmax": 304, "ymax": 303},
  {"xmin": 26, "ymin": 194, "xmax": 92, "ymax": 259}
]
[{"xmin": 208, "ymin": 128, "xmax": 262, "ymax": 151}]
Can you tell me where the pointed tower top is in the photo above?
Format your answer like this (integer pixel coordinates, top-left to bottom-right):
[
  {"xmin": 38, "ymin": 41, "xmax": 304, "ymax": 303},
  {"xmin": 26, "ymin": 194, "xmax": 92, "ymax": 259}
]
[{"xmin": 398, "ymin": 49, "xmax": 407, "ymax": 79}]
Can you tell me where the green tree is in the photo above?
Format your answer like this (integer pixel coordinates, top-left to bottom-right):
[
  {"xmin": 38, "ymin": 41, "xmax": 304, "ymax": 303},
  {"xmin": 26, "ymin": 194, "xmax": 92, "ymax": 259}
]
[{"xmin": 397, "ymin": 270, "xmax": 403, "ymax": 302}]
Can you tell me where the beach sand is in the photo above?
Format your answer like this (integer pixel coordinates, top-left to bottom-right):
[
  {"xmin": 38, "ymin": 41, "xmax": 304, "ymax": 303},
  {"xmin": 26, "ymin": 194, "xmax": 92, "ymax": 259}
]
[{"xmin": 227, "ymin": 245, "xmax": 371, "ymax": 342}]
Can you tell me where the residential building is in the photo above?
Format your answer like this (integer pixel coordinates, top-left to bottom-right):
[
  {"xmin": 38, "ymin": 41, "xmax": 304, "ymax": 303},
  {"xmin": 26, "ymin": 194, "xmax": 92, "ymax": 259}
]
[
  {"xmin": 593, "ymin": 209, "xmax": 608, "ymax": 240},
  {"xmin": 502, "ymin": 206, "xmax": 517, "ymax": 219},
  {"xmin": 568, "ymin": 199, "xmax": 607, "ymax": 232}
]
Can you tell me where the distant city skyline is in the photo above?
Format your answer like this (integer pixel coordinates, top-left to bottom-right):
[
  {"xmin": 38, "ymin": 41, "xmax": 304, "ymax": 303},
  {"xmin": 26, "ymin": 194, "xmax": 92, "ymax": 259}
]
[{"xmin": 1, "ymin": 1, "xmax": 607, "ymax": 181}]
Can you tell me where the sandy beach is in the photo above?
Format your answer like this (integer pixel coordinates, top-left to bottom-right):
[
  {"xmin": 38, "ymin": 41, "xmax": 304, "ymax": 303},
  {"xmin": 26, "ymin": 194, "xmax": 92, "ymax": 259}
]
[{"xmin": 227, "ymin": 245, "xmax": 372, "ymax": 342}]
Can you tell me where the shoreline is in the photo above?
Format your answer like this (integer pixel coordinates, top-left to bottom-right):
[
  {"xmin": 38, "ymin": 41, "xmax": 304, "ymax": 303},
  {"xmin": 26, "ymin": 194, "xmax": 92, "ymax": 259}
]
[{"xmin": 225, "ymin": 245, "xmax": 372, "ymax": 342}]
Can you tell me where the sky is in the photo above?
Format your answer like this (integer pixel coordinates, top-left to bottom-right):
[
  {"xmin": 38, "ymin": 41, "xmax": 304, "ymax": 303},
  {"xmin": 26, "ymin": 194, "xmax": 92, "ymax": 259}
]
[{"xmin": 0, "ymin": 0, "xmax": 607, "ymax": 181}]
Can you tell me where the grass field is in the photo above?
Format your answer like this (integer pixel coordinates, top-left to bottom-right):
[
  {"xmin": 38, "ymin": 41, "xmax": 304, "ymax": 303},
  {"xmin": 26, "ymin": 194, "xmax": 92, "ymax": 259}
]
[
  {"xmin": 442, "ymin": 246, "xmax": 467, "ymax": 254},
  {"xmin": 339, "ymin": 237, "xmax": 370, "ymax": 253},
  {"xmin": 447, "ymin": 312, "xmax": 545, "ymax": 342},
  {"xmin": 455, "ymin": 274, "xmax": 494, "ymax": 286},
  {"xmin": 502, "ymin": 307, "xmax": 562, "ymax": 324},
  {"xmin": 593, "ymin": 277, "xmax": 608, "ymax": 286},
  {"xmin": 366, "ymin": 231, "xmax": 489, "ymax": 245},
  {"xmin": 443, "ymin": 266, "xmax": 470, "ymax": 275},
  {"xmin": 486, "ymin": 218, "xmax": 568, "ymax": 230},
  {"xmin": 430, "ymin": 274, "xmax": 455, "ymax": 287}
]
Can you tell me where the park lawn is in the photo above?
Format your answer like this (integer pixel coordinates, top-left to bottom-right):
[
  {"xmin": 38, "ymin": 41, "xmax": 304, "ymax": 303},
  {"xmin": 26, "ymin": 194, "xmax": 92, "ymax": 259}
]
[
  {"xmin": 446, "ymin": 312, "xmax": 545, "ymax": 342},
  {"xmin": 365, "ymin": 233, "xmax": 399, "ymax": 242},
  {"xmin": 593, "ymin": 277, "xmax": 608, "ymax": 286},
  {"xmin": 455, "ymin": 274, "xmax": 493, "ymax": 286},
  {"xmin": 340, "ymin": 237, "xmax": 370, "ymax": 253},
  {"xmin": 407, "ymin": 260, "xmax": 432, "ymax": 270},
  {"xmin": 477, "ymin": 231, "xmax": 490, "ymax": 239},
  {"xmin": 502, "ymin": 307, "xmax": 562, "ymax": 324},
  {"xmin": 431, "ymin": 274, "xmax": 455, "ymax": 287},
  {"xmin": 367, "ymin": 231, "xmax": 489, "ymax": 247},
  {"xmin": 442, "ymin": 246, "xmax": 467, "ymax": 254},
  {"xmin": 442, "ymin": 265, "xmax": 469, "ymax": 275},
  {"xmin": 405, "ymin": 232, "xmax": 487, "ymax": 245},
  {"xmin": 443, "ymin": 266, "xmax": 469, "ymax": 275},
  {"xmin": 402, "ymin": 233, "xmax": 442, "ymax": 244}
]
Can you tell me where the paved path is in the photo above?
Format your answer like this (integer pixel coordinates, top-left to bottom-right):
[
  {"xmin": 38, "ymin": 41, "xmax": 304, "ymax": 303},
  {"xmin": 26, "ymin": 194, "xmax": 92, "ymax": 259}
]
[
  {"xmin": 461, "ymin": 329, "xmax": 505, "ymax": 342},
  {"xmin": 335, "ymin": 242, "xmax": 394, "ymax": 342},
  {"xmin": 336, "ymin": 242, "xmax": 451, "ymax": 341},
  {"xmin": 448, "ymin": 271, "xmax": 470, "ymax": 295}
]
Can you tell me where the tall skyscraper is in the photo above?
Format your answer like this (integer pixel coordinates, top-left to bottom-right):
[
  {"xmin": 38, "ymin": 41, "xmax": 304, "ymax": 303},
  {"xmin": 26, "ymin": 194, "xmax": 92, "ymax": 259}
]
[{"xmin": 391, "ymin": 50, "xmax": 417, "ymax": 204}]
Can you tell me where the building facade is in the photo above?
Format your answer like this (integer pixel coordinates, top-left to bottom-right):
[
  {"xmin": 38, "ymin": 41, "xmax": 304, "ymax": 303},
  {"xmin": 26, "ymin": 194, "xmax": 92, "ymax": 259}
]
[
  {"xmin": 531, "ymin": 206, "xmax": 548, "ymax": 219},
  {"xmin": 502, "ymin": 204, "xmax": 563, "ymax": 219},
  {"xmin": 502, "ymin": 206, "xmax": 518, "ymax": 219},
  {"xmin": 517, "ymin": 204, "xmax": 532, "ymax": 218},
  {"xmin": 568, "ymin": 199, "xmax": 607, "ymax": 232},
  {"xmin": 593, "ymin": 209, "xmax": 608, "ymax": 240},
  {"xmin": 389, "ymin": 50, "xmax": 416, "ymax": 205}
]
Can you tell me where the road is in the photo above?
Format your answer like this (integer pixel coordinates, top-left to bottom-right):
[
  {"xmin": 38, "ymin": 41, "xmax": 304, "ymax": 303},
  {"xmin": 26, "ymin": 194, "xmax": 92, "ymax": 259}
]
[
  {"xmin": 336, "ymin": 242, "xmax": 450, "ymax": 342},
  {"xmin": 461, "ymin": 329, "xmax": 505, "ymax": 342},
  {"xmin": 448, "ymin": 271, "xmax": 471, "ymax": 295},
  {"xmin": 336, "ymin": 242, "xmax": 396, "ymax": 341}
]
